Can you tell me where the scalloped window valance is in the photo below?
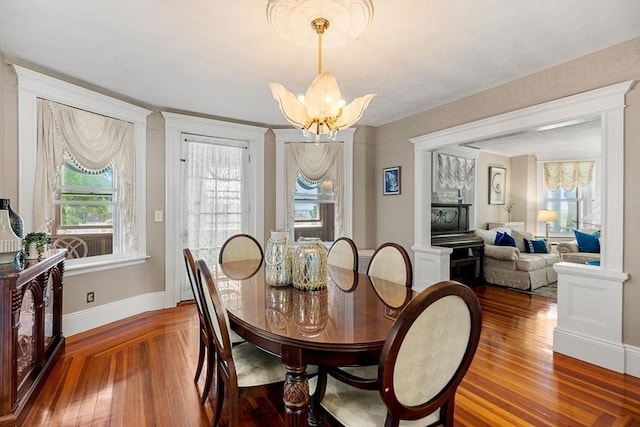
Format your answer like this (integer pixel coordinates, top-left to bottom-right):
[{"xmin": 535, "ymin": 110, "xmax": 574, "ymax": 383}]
[
  {"xmin": 437, "ymin": 153, "xmax": 475, "ymax": 190},
  {"xmin": 543, "ymin": 161, "xmax": 594, "ymax": 191},
  {"xmin": 34, "ymin": 99, "xmax": 136, "ymax": 252}
]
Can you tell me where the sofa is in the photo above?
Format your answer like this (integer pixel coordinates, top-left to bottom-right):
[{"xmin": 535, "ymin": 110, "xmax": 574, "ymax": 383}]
[
  {"xmin": 556, "ymin": 229, "xmax": 601, "ymax": 264},
  {"xmin": 474, "ymin": 227, "xmax": 560, "ymax": 291}
]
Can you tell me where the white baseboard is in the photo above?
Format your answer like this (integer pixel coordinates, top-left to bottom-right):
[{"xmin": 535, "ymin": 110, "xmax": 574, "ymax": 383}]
[
  {"xmin": 553, "ymin": 327, "xmax": 625, "ymax": 373},
  {"xmin": 625, "ymin": 344, "xmax": 640, "ymax": 378},
  {"xmin": 62, "ymin": 291, "xmax": 166, "ymax": 337}
]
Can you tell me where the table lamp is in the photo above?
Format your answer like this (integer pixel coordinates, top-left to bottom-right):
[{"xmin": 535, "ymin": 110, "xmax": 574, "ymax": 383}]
[{"xmin": 538, "ymin": 209, "xmax": 558, "ymax": 247}]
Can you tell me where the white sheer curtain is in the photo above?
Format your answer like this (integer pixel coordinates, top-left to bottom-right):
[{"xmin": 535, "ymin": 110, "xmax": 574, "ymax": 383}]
[
  {"xmin": 183, "ymin": 140, "xmax": 244, "ymax": 266},
  {"xmin": 543, "ymin": 161, "xmax": 594, "ymax": 191},
  {"xmin": 285, "ymin": 142, "xmax": 344, "ymax": 237},
  {"xmin": 437, "ymin": 153, "xmax": 475, "ymax": 190},
  {"xmin": 35, "ymin": 99, "xmax": 136, "ymax": 252}
]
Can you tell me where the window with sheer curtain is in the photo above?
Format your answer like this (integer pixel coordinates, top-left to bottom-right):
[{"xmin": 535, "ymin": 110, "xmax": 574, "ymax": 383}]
[
  {"xmin": 285, "ymin": 142, "xmax": 343, "ymax": 242},
  {"xmin": 35, "ymin": 99, "xmax": 135, "ymax": 257},
  {"xmin": 433, "ymin": 152, "xmax": 475, "ymax": 203},
  {"xmin": 182, "ymin": 138, "xmax": 246, "ymax": 267},
  {"xmin": 542, "ymin": 160, "xmax": 600, "ymax": 233}
]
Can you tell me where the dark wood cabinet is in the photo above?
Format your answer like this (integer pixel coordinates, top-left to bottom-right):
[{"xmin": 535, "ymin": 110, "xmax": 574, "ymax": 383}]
[{"xmin": 0, "ymin": 249, "xmax": 66, "ymax": 426}]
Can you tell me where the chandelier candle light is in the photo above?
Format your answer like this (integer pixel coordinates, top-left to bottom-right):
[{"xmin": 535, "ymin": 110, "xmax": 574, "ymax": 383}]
[{"xmin": 269, "ymin": 17, "xmax": 376, "ymax": 143}]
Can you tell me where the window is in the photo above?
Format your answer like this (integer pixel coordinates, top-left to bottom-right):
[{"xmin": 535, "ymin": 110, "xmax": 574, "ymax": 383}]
[
  {"xmin": 15, "ymin": 65, "xmax": 150, "ymax": 274},
  {"xmin": 293, "ymin": 175, "xmax": 335, "ymax": 241},
  {"xmin": 541, "ymin": 160, "xmax": 600, "ymax": 235},
  {"xmin": 182, "ymin": 137, "xmax": 248, "ymax": 268},
  {"xmin": 276, "ymin": 135, "xmax": 351, "ymax": 243},
  {"xmin": 53, "ymin": 158, "xmax": 116, "ymax": 256}
]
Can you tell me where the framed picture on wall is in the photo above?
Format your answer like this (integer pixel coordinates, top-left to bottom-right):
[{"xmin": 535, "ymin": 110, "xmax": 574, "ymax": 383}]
[
  {"xmin": 383, "ymin": 166, "xmax": 401, "ymax": 195},
  {"xmin": 489, "ymin": 166, "xmax": 506, "ymax": 205}
]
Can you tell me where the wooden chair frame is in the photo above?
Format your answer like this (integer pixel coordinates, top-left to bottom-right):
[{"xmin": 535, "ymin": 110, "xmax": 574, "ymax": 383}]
[
  {"xmin": 313, "ymin": 281, "xmax": 482, "ymax": 427},
  {"xmin": 183, "ymin": 248, "xmax": 213, "ymax": 404},
  {"xmin": 52, "ymin": 236, "xmax": 88, "ymax": 258},
  {"xmin": 195, "ymin": 260, "xmax": 284, "ymax": 426}
]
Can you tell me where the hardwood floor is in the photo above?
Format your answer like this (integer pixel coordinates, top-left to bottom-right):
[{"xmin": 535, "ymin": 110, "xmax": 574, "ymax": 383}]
[{"xmin": 21, "ymin": 285, "xmax": 640, "ymax": 426}]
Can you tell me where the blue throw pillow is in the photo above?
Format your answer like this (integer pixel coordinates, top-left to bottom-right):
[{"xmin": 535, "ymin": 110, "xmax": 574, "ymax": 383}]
[
  {"xmin": 524, "ymin": 238, "xmax": 548, "ymax": 253},
  {"xmin": 574, "ymin": 230, "xmax": 600, "ymax": 253},
  {"xmin": 495, "ymin": 231, "xmax": 516, "ymax": 247}
]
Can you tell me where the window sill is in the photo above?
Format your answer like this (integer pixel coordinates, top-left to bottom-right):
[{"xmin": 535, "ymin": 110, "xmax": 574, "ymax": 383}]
[{"xmin": 64, "ymin": 254, "xmax": 150, "ymax": 277}]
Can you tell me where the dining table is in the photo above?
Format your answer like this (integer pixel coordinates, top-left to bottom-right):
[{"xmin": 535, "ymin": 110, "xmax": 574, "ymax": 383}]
[{"xmin": 213, "ymin": 259, "xmax": 414, "ymax": 427}]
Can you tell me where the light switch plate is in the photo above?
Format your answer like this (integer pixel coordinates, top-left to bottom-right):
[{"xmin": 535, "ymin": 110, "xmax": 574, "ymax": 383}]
[{"xmin": 154, "ymin": 210, "xmax": 163, "ymax": 222}]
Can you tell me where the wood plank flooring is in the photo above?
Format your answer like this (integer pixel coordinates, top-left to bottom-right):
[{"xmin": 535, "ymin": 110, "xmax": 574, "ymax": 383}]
[{"xmin": 21, "ymin": 285, "xmax": 640, "ymax": 426}]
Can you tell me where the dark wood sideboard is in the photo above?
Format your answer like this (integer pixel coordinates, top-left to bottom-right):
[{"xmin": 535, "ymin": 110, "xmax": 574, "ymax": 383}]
[{"xmin": 0, "ymin": 249, "xmax": 66, "ymax": 426}]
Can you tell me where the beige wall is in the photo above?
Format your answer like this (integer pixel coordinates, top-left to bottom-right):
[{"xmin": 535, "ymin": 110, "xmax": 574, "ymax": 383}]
[
  {"xmin": 374, "ymin": 123, "xmax": 415, "ymax": 251},
  {"xmin": 475, "ymin": 152, "xmax": 511, "ymax": 229},
  {"xmin": 375, "ymin": 37, "xmax": 640, "ymax": 346},
  {"xmin": 352, "ymin": 126, "xmax": 376, "ymax": 250},
  {"xmin": 510, "ymin": 155, "xmax": 538, "ymax": 234}
]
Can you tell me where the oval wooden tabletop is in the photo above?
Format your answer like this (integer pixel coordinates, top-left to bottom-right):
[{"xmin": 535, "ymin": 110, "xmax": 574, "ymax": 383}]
[{"xmin": 213, "ymin": 261, "xmax": 414, "ymax": 354}]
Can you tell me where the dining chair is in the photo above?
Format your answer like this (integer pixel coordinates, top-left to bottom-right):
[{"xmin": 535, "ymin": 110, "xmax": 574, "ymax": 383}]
[
  {"xmin": 183, "ymin": 249, "xmax": 245, "ymax": 404},
  {"xmin": 51, "ymin": 235, "xmax": 88, "ymax": 258},
  {"xmin": 367, "ymin": 242, "xmax": 413, "ymax": 288},
  {"xmin": 313, "ymin": 280, "xmax": 482, "ymax": 426},
  {"xmin": 195, "ymin": 259, "xmax": 287, "ymax": 426},
  {"xmin": 183, "ymin": 248, "xmax": 217, "ymax": 404},
  {"xmin": 315, "ymin": 242, "xmax": 413, "ymax": 393},
  {"xmin": 218, "ymin": 233, "xmax": 263, "ymax": 264},
  {"xmin": 327, "ymin": 237, "xmax": 359, "ymax": 271}
]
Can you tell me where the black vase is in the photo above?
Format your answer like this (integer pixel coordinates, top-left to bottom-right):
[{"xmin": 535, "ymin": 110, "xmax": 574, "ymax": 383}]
[{"xmin": 0, "ymin": 198, "xmax": 25, "ymax": 238}]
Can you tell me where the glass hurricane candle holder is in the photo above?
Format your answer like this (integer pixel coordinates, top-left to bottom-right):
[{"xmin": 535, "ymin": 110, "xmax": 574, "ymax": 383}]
[{"xmin": 292, "ymin": 237, "xmax": 328, "ymax": 290}]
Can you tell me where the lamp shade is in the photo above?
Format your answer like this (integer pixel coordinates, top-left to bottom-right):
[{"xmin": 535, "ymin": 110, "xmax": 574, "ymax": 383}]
[{"xmin": 538, "ymin": 209, "xmax": 558, "ymax": 222}]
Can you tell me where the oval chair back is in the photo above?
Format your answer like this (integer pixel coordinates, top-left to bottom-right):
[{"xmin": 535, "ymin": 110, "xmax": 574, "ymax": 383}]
[
  {"xmin": 319, "ymin": 280, "xmax": 482, "ymax": 426},
  {"xmin": 367, "ymin": 242, "xmax": 413, "ymax": 288},
  {"xmin": 327, "ymin": 237, "xmax": 358, "ymax": 271},
  {"xmin": 219, "ymin": 233, "xmax": 263, "ymax": 264}
]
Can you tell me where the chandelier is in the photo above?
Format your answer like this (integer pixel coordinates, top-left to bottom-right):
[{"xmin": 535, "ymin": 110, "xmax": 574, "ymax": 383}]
[{"xmin": 269, "ymin": 13, "xmax": 376, "ymax": 142}]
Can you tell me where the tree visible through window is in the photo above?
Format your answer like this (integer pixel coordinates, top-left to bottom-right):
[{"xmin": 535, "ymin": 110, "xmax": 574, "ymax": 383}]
[{"xmin": 54, "ymin": 158, "xmax": 115, "ymax": 255}]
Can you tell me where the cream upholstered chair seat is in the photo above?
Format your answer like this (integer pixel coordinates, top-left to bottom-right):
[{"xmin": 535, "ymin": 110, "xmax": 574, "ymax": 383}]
[
  {"xmin": 316, "ymin": 281, "xmax": 482, "ymax": 427},
  {"xmin": 228, "ymin": 341, "xmax": 287, "ymax": 387}
]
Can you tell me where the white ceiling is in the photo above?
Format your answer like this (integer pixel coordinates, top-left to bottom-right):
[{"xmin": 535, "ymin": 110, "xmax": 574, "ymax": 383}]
[
  {"xmin": 0, "ymin": 0, "xmax": 638, "ymax": 133},
  {"xmin": 463, "ymin": 118, "xmax": 603, "ymax": 158}
]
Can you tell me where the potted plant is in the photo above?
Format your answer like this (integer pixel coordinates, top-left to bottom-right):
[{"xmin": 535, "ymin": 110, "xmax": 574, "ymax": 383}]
[{"xmin": 23, "ymin": 232, "xmax": 50, "ymax": 260}]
